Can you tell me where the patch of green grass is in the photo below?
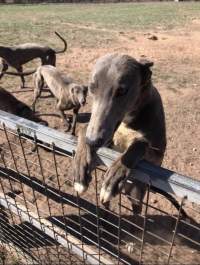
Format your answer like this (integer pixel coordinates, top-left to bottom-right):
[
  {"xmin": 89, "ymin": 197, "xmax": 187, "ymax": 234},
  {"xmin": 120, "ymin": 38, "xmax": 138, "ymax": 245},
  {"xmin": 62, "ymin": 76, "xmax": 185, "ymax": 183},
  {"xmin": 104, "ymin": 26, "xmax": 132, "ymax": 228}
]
[
  {"xmin": 1, "ymin": 2, "xmax": 200, "ymax": 29},
  {"xmin": 0, "ymin": 2, "xmax": 200, "ymax": 46}
]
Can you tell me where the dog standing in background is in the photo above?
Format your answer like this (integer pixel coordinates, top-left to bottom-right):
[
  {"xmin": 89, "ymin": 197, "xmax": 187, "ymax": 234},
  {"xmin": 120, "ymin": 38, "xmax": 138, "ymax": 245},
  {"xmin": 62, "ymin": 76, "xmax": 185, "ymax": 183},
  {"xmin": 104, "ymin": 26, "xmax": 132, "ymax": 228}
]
[
  {"xmin": 0, "ymin": 32, "xmax": 67, "ymax": 88},
  {"xmin": 32, "ymin": 65, "xmax": 88, "ymax": 135}
]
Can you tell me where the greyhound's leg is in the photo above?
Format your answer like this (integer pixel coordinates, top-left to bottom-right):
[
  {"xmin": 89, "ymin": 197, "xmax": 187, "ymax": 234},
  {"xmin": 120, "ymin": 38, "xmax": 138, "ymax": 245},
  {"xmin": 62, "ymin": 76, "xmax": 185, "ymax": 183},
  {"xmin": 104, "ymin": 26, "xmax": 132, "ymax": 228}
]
[
  {"xmin": 47, "ymin": 54, "xmax": 56, "ymax": 67},
  {"xmin": 41, "ymin": 56, "xmax": 47, "ymax": 65},
  {"xmin": 59, "ymin": 109, "xmax": 68, "ymax": 125},
  {"xmin": 124, "ymin": 180, "xmax": 146, "ymax": 215},
  {"xmin": 16, "ymin": 66, "xmax": 25, "ymax": 88},
  {"xmin": 52, "ymin": 55, "xmax": 56, "ymax": 67},
  {"xmin": 56, "ymin": 100, "xmax": 70, "ymax": 130},
  {"xmin": 125, "ymin": 147, "xmax": 164, "ymax": 214},
  {"xmin": 32, "ymin": 88, "xmax": 42, "ymax": 112},
  {"xmin": 0, "ymin": 60, "xmax": 8, "ymax": 79},
  {"xmin": 71, "ymin": 107, "xmax": 79, "ymax": 136},
  {"xmin": 73, "ymin": 126, "xmax": 97, "ymax": 195},
  {"xmin": 32, "ymin": 74, "xmax": 43, "ymax": 112},
  {"xmin": 100, "ymin": 138, "xmax": 149, "ymax": 206}
]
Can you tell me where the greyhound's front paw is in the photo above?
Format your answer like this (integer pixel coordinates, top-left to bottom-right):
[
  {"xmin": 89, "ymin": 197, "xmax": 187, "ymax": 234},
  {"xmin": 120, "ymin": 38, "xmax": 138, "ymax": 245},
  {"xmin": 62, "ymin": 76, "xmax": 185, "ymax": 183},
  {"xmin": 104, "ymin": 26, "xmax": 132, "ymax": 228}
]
[
  {"xmin": 73, "ymin": 153, "xmax": 92, "ymax": 195},
  {"xmin": 100, "ymin": 159, "xmax": 131, "ymax": 204},
  {"xmin": 73, "ymin": 145, "xmax": 94, "ymax": 195},
  {"xmin": 126, "ymin": 242, "xmax": 136, "ymax": 254}
]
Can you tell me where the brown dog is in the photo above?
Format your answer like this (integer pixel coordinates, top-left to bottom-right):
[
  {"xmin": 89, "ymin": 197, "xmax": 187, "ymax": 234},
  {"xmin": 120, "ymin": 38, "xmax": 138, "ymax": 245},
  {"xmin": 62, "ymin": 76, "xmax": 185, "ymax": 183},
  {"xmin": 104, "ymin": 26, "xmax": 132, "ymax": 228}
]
[
  {"xmin": 0, "ymin": 32, "xmax": 67, "ymax": 88},
  {"xmin": 32, "ymin": 65, "xmax": 88, "ymax": 135}
]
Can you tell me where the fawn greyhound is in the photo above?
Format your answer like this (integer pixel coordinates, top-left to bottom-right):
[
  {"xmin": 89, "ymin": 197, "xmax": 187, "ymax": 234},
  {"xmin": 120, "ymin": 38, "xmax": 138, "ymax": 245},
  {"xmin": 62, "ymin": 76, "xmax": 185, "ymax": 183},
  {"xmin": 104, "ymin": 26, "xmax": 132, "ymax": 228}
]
[
  {"xmin": 32, "ymin": 65, "xmax": 88, "ymax": 135},
  {"xmin": 0, "ymin": 32, "xmax": 67, "ymax": 88},
  {"xmin": 1, "ymin": 65, "xmax": 88, "ymax": 135},
  {"xmin": 73, "ymin": 53, "xmax": 166, "ymax": 214}
]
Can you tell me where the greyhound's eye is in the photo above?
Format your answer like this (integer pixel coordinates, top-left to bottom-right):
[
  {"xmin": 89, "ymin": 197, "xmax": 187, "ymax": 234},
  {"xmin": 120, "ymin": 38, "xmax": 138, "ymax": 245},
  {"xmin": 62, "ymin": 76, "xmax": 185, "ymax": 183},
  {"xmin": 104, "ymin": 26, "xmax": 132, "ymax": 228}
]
[{"xmin": 115, "ymin": 86, "xmax": 128, "ymax": 97}]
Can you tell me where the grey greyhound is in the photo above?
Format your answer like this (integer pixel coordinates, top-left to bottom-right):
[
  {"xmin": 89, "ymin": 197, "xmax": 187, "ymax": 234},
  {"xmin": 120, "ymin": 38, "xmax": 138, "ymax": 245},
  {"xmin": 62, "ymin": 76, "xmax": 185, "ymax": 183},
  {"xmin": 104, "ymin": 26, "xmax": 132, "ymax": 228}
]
[
  {"xmin": 32, "ymin": 65, "xmax": 88, "ymax": 135},
  {"xmin": 0, "ymin": 86, "xmax": 48, "ymax": 126},
  {"xmin": 73, "ymin": 53, "xmax": 166, "ymax": 214},
  {"xmin": 0, "ymin": 32, "xmax": 67, "ymax": 88}
]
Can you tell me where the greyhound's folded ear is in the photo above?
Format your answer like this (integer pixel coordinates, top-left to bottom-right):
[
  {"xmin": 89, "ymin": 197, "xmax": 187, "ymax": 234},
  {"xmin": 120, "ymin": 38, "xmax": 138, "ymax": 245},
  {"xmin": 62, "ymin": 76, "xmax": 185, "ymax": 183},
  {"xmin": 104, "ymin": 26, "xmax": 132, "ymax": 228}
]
[{"xmin": 139, "ymin": 59, "xmax": 154, "ymax": 88}]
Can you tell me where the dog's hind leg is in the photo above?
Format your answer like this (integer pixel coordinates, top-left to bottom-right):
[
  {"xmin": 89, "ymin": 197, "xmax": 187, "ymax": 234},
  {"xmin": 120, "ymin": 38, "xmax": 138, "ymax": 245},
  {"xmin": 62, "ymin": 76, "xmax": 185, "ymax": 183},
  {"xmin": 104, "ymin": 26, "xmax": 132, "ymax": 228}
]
[
  {"xmin": 0, "ymin": 60, "xmax": 8, "ymax": 79},
  {"xmin": 56, "ymin": 100, "xmax": 71, "ymax": 131},
  {"xmin": 71, "ymin": 107, "xmax": 80, "ymax": 136},
  {"xmin": 47, "ymin": 54, "xmax": 56, "ymax": 67},
  {"xmin": 16, "ymin": 66, "xmax": 25, "ymax": 88},
  {"xmin": 32, "ymin": 73, "xmax": 44, "ymax": 112},
  {"xmin": 51, "ymin": 54, "xmax": 56, "ymax": 66},
  {"xmin": 124, "ymin": 180, "xmax": 146, "ymax": 215}
]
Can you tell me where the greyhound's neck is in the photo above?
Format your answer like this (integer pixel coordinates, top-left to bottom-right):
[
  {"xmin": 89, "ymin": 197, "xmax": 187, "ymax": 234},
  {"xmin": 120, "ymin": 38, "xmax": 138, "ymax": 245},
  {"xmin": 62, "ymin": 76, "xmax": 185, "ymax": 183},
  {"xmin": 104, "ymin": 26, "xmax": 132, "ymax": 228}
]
[{"xmin": 123, "ymin": 83, "xmax": 153, "ymax": 126}]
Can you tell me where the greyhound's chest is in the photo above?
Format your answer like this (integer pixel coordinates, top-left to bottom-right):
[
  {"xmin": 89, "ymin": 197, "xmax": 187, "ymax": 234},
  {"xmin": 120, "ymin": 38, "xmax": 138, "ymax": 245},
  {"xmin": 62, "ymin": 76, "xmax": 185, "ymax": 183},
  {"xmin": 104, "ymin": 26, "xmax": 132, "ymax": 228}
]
[
  {"xmin": 56, "ymin": 88, "xmax": 76, "ymax": 110},
  {"xmin": 49, "ymin": 84, "xmax": 72, "ymax": 111},
  {"xmin": 113, "ymin": 123, "xmax": 142, "ymax": 152},
  {"xmin": 63, "ymin": 101, "xmax": 75, "ymax": 110},
  {"xmin": 59, "ymin": 96, "xmax": 75, "ymax": 110}
]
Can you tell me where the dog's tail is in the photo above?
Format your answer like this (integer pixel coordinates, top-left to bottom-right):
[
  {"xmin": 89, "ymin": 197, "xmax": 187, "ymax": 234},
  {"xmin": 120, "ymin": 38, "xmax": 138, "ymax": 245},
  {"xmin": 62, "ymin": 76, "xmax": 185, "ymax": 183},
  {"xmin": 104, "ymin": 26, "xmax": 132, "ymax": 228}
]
[
  {"xmin": 54, "ymin": 31, "xmax": 67, "ymax": 54},
  {"xmin": 1, "ymin": 69, "xmax": 36, "ymax": 76},
  {"xmin": 151, "ymin": 186, "xmax": 189, "ymax": 219}
]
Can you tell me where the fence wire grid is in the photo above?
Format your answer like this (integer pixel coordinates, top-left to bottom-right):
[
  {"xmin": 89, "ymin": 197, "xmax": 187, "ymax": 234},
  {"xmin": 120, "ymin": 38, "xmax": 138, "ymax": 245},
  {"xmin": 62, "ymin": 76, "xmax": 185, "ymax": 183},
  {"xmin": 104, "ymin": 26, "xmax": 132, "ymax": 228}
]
[{"xmin": 0, "ymin": 110, "xmax": 199, "ymax": 265}]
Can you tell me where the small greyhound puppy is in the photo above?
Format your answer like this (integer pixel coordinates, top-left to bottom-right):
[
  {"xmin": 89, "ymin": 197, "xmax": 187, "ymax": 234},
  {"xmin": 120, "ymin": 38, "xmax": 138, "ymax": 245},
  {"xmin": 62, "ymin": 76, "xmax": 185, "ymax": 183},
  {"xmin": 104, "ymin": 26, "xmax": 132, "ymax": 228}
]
[
  {"xmin": 73, "ymin": 53, "xmax": 166, "ymax": 214},
  {"xmin": 0, "ymin": 86, "xmax": 48, "ymax": 126},
  {"xmin": 0, "ymin": 32, "xmax": 67, "ymax": 88},
  {"xmin": 32, "ymin": 65, "xmax": 88, "ymax": 135}
]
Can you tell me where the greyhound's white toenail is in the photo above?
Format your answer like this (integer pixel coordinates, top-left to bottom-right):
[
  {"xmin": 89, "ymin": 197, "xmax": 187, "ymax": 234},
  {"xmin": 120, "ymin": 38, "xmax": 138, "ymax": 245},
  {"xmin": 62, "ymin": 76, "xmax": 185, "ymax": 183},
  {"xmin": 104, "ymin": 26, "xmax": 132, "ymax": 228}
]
[
  {"xmin": 126, "ymin": 242, "xmax": 135, "ymax": 254},
  {"xmin": 100, "ymin": 186, "xmax": 106, "ymax": 203},
  {"xmin": 100, "ymin": 187, "xmax": 112, "ymax": 203},
  {"xmin": 74, "ymin": 182, "xmax": 87, "ymax": 195},
  {"xmin": 102, "ymin": 190, "xmax": 112, "ymax": 203}
]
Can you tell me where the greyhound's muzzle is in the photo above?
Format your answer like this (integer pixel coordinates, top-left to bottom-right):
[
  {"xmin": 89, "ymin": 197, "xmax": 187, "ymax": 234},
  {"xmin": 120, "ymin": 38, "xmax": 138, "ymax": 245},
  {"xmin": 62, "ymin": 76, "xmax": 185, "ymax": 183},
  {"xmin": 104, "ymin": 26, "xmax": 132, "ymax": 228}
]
[{"xmin": 80, "ymin": 99, "xmax": 86, "ymax": 106}]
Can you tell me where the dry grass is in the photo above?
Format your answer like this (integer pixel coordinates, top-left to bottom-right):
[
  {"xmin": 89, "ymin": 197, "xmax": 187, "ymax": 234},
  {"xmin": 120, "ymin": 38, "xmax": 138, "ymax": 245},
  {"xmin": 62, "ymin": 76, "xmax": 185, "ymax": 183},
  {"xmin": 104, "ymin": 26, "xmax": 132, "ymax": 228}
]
[
  {"xmin": 0, "ymin": 3, "xmax": 200, "ymax": 181},
  {"xmin": 0, "ymin": 246, "xmax": 22, "ymax": 265},
  {"xmin": 0, "ymin": 3, "xmax": 200, "ymax": 263}
]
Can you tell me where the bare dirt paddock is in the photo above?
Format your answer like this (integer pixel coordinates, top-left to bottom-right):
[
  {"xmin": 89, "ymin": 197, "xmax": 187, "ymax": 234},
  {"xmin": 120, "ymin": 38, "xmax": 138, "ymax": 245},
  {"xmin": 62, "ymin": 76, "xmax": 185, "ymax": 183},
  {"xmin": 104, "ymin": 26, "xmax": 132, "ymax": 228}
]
[{"xmin": 0, "ymin": 2, "xmax": 200, "ymax": 264}]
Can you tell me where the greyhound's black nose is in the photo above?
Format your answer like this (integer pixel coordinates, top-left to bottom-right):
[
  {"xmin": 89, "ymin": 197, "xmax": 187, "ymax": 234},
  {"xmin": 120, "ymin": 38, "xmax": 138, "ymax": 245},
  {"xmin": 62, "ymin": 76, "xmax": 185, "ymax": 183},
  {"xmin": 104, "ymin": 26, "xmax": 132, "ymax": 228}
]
[
  {"xmin": 81, "ymin": 99, "xmax": 86, "ymax": 106},
  {"xmin": 86, "ymin": 137, "xmax": 104, "ymax": 148}
]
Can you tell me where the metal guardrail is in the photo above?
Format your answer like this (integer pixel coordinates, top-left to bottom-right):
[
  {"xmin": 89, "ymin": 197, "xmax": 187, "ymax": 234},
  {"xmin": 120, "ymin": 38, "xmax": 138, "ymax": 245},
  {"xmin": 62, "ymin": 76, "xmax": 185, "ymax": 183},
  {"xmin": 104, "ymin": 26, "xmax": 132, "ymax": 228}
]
[
  {"xmin": 0, "ymin": 110, "xmax": 199, "ymax": 203},
  {"xmin": 0, "ymin": 110, "xmax": 199, "ymax": 265}
]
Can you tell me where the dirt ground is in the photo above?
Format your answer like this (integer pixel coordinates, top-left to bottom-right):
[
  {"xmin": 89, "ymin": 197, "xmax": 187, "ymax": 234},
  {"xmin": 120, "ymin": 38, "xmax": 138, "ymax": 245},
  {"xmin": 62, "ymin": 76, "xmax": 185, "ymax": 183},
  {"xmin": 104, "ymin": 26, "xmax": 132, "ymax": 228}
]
[
  {"xmin": 0, "ymin": 13, "xmax": 200, "ymax": 265},
  {"xmin": 2, "ymin": 18, "xmax": 200, "ymax": 180}
]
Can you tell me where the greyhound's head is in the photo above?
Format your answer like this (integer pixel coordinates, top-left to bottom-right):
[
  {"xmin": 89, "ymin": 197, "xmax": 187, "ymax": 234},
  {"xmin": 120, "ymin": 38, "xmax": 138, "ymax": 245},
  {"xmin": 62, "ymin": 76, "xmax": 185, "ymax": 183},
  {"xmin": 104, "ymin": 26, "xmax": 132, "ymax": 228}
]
[
  {"xmin": 70, "ymin": 84, "xmax": 88, "ymax": 107},
  {"xmin": 86, "ymin": 53, "xmax": 153, "ymax": 148}
]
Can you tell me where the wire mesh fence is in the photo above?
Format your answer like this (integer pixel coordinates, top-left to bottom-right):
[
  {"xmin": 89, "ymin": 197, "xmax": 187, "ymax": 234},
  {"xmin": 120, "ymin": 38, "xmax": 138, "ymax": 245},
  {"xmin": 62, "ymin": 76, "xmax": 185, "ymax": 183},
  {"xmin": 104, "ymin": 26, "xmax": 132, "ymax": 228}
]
[{"xmin": 0, "ymin": 110, "xmax": 199, "ymax": 265}]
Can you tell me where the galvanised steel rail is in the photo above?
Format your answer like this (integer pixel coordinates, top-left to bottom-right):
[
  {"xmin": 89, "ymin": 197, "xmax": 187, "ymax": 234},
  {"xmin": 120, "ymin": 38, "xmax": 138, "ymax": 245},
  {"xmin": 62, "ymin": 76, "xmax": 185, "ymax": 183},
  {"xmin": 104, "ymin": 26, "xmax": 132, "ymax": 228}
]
[
  {"xmin": 0, "ymin": 109, "xmax": 199, "ymax": 265},
  {"xmin": 0, "ymin": 110, "xmax": 199, "ymax": 204}
]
